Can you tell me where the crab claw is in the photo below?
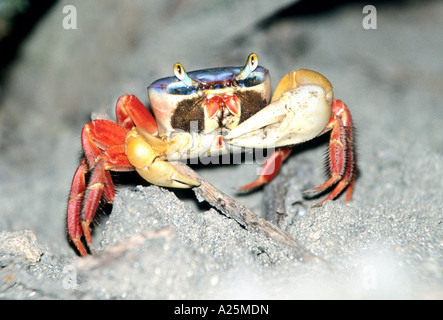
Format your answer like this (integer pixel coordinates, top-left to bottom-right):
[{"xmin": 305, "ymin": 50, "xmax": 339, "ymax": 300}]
[
  {"xmin": 224, "ymin": 69, "xmax": 333, "ymax": 149},
  {"xmin": 125, "ymin": 127, "xmax": 200, "ymax": 188}
]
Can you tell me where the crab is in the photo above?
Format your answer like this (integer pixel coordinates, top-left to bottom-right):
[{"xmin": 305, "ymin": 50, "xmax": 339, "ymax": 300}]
[{"xmin": 67, "ymin": 54, "xmax": 356, "ymax": 256}]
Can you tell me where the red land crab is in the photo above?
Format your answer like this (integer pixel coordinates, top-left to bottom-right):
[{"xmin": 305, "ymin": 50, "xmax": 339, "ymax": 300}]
[{"xmin": 67, "ymin": 54, "xmax": 356, "ymax": 256}]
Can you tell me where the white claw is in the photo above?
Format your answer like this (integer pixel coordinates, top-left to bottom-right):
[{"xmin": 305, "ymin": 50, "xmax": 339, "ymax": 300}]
[
  {"xmin": 224, "ymin": 103, "xmax": 286, "ymax": 140},
  {"xmin": 224, "ymin": 84, "xmax": 332, "ymax": 149}
]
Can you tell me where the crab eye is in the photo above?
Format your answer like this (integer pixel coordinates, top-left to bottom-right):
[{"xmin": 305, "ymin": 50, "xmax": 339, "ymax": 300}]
[
  {"xmin": 248, "ymin": 53, "xmax": 258, "ymax": 72},
  {"xmin": 236, "ymin": 53, "xmax": 259, "ymax": 81},
  {"xmin": 173, "ymin": 62, "xmax": 194, "ymax": 87},
  {"xmin": 173, "ymin": 63, "xmax": 185, "ymax": 80}
]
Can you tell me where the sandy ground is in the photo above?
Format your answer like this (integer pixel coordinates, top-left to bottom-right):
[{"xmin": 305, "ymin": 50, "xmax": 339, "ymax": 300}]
[{"xmin": 0, "ymin": 0, "xmax": 442, "ymax": 299}]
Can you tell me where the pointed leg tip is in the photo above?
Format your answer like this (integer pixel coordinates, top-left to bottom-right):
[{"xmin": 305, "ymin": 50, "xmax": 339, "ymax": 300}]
[
  {"xmin": 302, "ymin": 188, "xmax": 320, "ymax": 196},
  {"xmin": 71, "ymin": 237, "xmax": 89, "ymax": 257},
  {"xmin": 80, "ymin": 220, "xmax": 96, "ymax": 255},
  {"xmin": 87, "ymin": 244, "xmax": 97, "ymax": 255},
  {"xmin": 238, "ymin": 178, "xmax": 266, "ymax": 193},
  {"xmin": 237, "ymin": 186, "xmax": 257, "ymax": 194},
  {"xmin": 310, "ymin": 201, "xmax": 324, "ymax": 209}
]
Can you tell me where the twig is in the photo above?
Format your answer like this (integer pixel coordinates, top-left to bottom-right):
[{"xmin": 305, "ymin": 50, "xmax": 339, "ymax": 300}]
[
  {"xmin": 75, "ymin": 228, "xmax": 175, "ymax": 271},
  {"xmin": 171, "ymin": 161, "xmax": 323, "ymax": 263}
]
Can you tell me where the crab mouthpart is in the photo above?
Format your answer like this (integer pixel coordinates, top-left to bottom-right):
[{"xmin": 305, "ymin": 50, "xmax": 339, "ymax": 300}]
[{"xmin": 205, "ymin": 94, "xmax": 240, "ymax": 119}]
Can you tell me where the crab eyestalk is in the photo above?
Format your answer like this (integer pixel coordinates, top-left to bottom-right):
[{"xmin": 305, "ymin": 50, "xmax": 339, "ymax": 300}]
[
  {"xmin": 235, "ymin": 53, "xmax": 259, "ymax": 81},
  {"xmin": 173, "ymin": 62, "xmax": 199, "ymax": 87}
]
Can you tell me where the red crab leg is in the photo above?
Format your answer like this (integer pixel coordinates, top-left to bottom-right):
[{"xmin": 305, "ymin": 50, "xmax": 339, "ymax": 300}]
[
  {"xmin": 81, "ymin": 120, "xmax": 129, "ymax": 162},
  {"xmin": 81, "ymin": 144, "xmax": 134, "ymax": 254},
  {"xmin": 67, "ymin": 96, "xmax": 158, "ymax": 256},
  {"xmin": 115, "ymin": 94, "xmax": 158, "ymax": 134},
  {"xmin": 67, "ymin": 157, "xmax": 115, "ymax": 256},
  {"xmin": 67, "ymin": 120, "xmax": 132, "ymax": 255},
  {"xmin": 80, "ymin": 120, "xmax": 128, "ymax": 205},
  {"xmin": 67, "ymin": 158, "xmax": 89, "ymax": 256},
  {"xmin": 239, "ymin": 147, "xmax": 293, "ymax": 191},
  {"xmin": 80, "ymin": 157, "xmax": 106, "ymax": 253},
  {"xmin": 305, "ymin": 99, "xmax": 356, "ymax": 206}
]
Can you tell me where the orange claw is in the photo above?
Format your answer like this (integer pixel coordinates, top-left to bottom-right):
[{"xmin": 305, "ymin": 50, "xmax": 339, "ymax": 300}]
[{"xmin": 125, "ymin": 127, "xmax": 200, "ymax": 189}]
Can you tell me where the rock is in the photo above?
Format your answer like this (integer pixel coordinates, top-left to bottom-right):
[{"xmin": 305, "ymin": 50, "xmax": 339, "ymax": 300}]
[{"xmin": 0, "ymin": 230, "xmax": 43, "ymax": 266}]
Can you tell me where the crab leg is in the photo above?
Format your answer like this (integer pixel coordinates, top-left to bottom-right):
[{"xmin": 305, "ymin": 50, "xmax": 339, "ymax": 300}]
[
  {"xmin": 115, "ymin": 94, "xmax": 158, "ymax": 134},
  {"xmin": 67, "ymin": 158, "xmax": 89, "ymax": 256},
  {"xmin": 80, "ymin": 158, "xmax": 106, "ymax": 253},
  {"xmin": 67, "ymin": 95, "xmax": 160, "ymax": 256},
  {"xmin": 239, "ymin": 147, "xmax": 293, "ymax": 191},
  {"xmin": 304, "ymin": 99, "xmax": 356, "ymax": 206},
  {"xmin": 67, "ymin": 156, "xmax": 115, "ymax": 256},
  {"xmin": 80, "ymin": 120, "xmax": 130, "ymax": 206},
  {"xmin": 80, "ymin": 144, "xmax": 132, "ymax": 251},
  {"xmin": 67, "ymin": 122, "xmax": 132, "ymax": 254}
]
